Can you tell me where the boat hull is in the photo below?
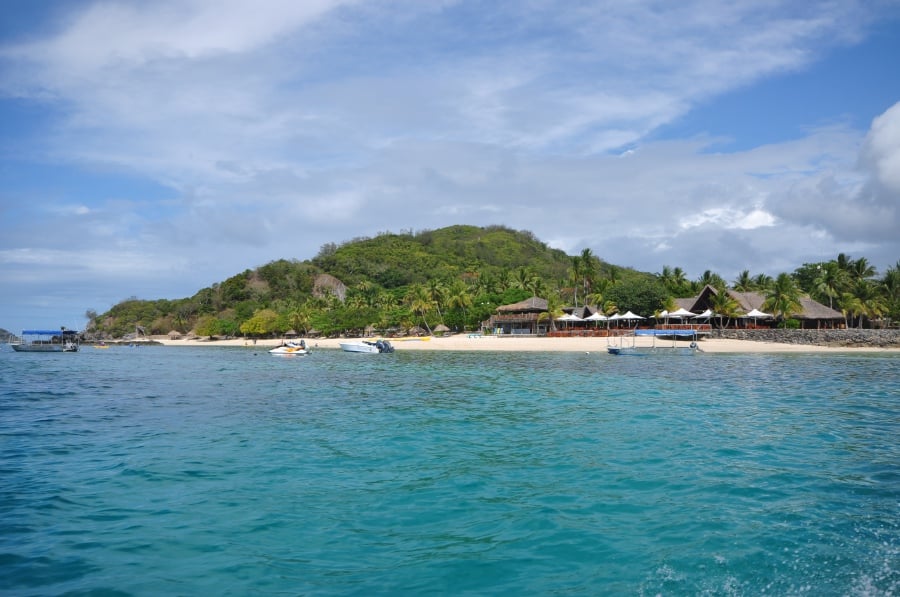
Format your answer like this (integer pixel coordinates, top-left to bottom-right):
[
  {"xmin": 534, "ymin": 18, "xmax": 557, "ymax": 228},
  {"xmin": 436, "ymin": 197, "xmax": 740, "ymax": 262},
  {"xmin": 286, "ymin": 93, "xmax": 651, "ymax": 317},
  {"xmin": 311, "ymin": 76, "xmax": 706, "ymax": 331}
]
[
  {"xmin": 269, "ymin": 347, "xmax": 309, "ymax": 356},
  {"xmin": 11, "ymin": 343, "xmax": 78, "ymax": 352},
  {"xmin": 340, "ymin": 340, "xmax": 394, "ymax": 353}
]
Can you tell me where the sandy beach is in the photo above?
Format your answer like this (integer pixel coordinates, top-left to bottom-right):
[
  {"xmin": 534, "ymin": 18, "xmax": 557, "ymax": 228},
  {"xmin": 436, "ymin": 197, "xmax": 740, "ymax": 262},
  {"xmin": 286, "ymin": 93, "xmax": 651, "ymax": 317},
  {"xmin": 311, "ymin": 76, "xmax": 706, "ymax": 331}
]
[{"xmin": 151, "ymin": 334, "xmax": 899, "ymax": 354}]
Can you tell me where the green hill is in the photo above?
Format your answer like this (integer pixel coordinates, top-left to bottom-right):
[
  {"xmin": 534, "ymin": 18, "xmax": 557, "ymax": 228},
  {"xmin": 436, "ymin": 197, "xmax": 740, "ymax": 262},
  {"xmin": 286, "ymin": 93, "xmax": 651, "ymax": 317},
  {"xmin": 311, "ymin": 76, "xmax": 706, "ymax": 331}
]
[{"xmin": 90, "ymin": 225, "xmax": 652, "ymax": 338}]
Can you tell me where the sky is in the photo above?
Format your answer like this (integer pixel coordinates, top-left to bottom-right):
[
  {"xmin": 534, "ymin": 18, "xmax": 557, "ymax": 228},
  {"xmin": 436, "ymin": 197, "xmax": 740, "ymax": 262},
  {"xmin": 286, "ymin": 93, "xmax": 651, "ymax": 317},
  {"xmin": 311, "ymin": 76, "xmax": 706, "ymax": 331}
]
[{"xmin": 2, "ymin": 0, "xmax": 900, "ymax": 333}]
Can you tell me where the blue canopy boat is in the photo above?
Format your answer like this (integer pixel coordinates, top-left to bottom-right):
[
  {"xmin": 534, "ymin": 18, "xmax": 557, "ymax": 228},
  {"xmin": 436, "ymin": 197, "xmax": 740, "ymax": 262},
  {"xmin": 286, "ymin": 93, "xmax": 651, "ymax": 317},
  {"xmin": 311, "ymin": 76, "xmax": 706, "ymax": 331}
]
[
  {"xmin": 607, "ymin": 329, "xmax": 701, "ymax": 355},
  {"xmin": 11, "ymin": 329, "xmax": 80, "ymax": 352}
]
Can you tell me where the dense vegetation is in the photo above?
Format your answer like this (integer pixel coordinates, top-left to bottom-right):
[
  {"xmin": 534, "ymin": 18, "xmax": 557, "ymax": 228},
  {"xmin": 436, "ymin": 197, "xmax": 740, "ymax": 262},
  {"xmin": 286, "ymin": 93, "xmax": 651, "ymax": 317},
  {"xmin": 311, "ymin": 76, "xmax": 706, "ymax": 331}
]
[{"xmin": 86, "ymin": 225, "xmax": 900, "ymax": 338}]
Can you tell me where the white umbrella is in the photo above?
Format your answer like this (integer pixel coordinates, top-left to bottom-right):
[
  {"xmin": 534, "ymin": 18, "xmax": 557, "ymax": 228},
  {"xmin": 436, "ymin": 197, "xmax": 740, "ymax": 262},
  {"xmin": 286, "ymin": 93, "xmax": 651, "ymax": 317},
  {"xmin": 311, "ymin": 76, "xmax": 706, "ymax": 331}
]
[
  {"xmin": 741, "ymin": 308, "xmax": 772, "ymax": 327},
  {"xmin": 619, "ymin": 310, "xmax": 644, "ymax": 328},
  {"xmin": 668, "ymin": 307, "xmax": 695, "ymax": 318},
  {"xmin": 556, "ymin": 312, "xmax": 582, "ymax": 331},
  {"xmin": 696, "ymin": 309, "xmax": 714, "ymax": 319},
  {"xmin": 556, "ymin": 313, "xmax": 583, "ymax": 321},
  {"xmin": 584, "ymin": 311, "xmax": 608, "ymax": 329}
]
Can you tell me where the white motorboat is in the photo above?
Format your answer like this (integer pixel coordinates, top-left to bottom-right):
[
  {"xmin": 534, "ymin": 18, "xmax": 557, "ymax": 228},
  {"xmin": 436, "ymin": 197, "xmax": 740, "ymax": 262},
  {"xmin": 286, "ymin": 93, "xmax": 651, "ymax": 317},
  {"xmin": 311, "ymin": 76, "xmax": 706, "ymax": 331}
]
[
  {"xmin": 269, "ymin": 340, "xmax": 310, "ymax": 356},
  {"xmin": 339, "ymin": 339, "xmax": 394, "ymax": 353}
]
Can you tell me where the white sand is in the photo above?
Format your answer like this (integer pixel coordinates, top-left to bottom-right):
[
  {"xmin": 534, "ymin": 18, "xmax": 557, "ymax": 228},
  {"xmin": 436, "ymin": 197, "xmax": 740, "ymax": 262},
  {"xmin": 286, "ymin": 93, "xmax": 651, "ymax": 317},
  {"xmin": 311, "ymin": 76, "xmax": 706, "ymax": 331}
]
[{"xmin": 152, "ymin": 334, "xmax": 898, "ymax": 354}]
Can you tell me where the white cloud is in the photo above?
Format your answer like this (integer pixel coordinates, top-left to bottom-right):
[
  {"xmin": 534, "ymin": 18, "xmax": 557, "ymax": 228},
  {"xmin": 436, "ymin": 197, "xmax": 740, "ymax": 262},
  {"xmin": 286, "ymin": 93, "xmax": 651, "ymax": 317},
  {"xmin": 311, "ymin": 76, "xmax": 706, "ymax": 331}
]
[
  {"xmin": 0, "ymin": 0, "xmax": 898, "ymax": 332},
  {"xmin": 862, "ymin": 101, "xmax": 900, "ymax": 193}
]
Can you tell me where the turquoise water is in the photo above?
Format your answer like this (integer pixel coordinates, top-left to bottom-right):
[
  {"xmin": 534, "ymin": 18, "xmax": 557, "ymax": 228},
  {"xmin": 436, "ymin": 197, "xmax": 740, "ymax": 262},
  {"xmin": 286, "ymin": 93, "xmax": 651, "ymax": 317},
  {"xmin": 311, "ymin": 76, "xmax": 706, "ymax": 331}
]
[{"xmin": 1, "ymin": 346, "xmax": 897, "ymax": 595}]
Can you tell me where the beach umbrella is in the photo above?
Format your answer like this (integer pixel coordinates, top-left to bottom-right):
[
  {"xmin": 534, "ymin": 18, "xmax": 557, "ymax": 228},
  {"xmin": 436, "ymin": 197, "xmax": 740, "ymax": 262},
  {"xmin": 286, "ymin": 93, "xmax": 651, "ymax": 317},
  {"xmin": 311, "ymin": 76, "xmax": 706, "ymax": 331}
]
[
  {"xmin": 740, "ymin": 308, "xmax": 772, "ymax": 327},
  {"xmin": 556, "ymin": 313, "xmax": 583, "ymax": 321},
  {"xmin": 668, "ymin": 308, "xmax": 695, "ymax": 319},
  {"xmin": 556, "ymin": 312, "xmax": 582, "ymax": 330},
  {"xmin": 584, "ymin": 311, "xmax": 608, "ymax": 329},
  {"xmin": 618, "ymin": 311, "xmax": 644, "ymax": 328}
]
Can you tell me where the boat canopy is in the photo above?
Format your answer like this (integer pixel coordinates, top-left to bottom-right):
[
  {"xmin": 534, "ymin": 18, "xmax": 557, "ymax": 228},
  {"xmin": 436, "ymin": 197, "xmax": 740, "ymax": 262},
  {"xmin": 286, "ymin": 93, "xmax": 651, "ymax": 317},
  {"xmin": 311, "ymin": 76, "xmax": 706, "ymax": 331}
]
[
  {"xmin": 22, "ymin": 329, "xmax": 77, "ymax": 335},
  {"xmin": 634, "ymin": 329, "xmax": 698, "ymax": 337}
]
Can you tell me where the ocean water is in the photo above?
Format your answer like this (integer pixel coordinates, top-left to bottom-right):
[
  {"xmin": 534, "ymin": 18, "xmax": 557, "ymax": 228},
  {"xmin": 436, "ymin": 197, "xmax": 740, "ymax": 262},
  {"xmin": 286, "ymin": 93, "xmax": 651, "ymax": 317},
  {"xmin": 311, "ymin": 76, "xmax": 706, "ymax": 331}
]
[{"xmin": 1, "ymin": 345, "xmax": 897, "ymax": 596}]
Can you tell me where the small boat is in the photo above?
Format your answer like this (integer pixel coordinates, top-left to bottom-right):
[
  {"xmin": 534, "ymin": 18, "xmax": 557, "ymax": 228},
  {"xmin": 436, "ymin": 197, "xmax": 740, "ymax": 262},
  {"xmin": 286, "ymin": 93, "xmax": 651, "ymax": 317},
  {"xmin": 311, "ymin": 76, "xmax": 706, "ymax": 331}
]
[
  {"xmin": 269, "ymin": 340, "xmax": 310, "ymax": 356},
  {"xmin": 340, "ymin": 339, "xmax": 395, "ymax": 353},
  {"xmin": 607, "ymin": 329, "xmax": 702, "ymax": 356},
  {"xmin": 11, "ymin": 329, "xmax": 80, "ymax": 353}
]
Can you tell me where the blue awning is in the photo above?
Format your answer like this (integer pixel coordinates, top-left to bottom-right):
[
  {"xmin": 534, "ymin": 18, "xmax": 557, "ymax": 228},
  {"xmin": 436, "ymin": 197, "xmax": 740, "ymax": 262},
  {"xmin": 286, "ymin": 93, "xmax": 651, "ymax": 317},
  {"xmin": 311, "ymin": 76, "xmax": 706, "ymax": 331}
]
[
  {"xmin": 22, "ymin": 330, "xmax": 77, "ymax": 335},
  {"xmin": 634, "ymin": 329, "xmax": 698, "ymax": 337}
]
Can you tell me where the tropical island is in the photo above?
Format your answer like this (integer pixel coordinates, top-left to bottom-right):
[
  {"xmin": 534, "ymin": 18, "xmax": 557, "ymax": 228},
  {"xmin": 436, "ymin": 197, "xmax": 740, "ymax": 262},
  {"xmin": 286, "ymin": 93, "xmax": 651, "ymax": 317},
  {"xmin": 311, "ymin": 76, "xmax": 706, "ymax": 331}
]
[{"xmin": 80, "ymin": 225, "xmax": 898, "ymax": 347}]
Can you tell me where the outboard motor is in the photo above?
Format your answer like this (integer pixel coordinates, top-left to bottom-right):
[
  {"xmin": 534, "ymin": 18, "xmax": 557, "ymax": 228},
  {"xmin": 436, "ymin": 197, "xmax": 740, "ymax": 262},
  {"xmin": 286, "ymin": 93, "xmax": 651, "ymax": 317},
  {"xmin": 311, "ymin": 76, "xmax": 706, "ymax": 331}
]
[{"xmin": 381, "ymin": 341, "xmax": 394, "ymax": 353}]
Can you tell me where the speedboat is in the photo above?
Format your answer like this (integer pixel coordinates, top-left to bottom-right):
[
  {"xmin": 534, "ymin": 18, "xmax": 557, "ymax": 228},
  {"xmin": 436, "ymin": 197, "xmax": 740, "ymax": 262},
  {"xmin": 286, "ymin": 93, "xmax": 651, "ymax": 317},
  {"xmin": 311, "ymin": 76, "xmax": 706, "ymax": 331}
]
[
  {"xmin": 340, "ymin": 339, "xmax": 394, "ymax": 353},
  {"xmin": 269, "ymin": 340, "xmax": 310, "ymax": 356}
]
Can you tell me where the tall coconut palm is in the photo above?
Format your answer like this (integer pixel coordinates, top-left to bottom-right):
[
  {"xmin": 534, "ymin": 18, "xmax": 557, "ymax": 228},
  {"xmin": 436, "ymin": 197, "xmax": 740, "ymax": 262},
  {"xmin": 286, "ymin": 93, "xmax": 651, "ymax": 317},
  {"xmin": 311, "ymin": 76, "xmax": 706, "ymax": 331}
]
[
  {"xmin": 881, "ymin": 261, "xmax": 900, "ymax": 324},
  {"xmin": 446, "ymin": 280, "xmax": 473, "ymax": 330},
  {"xmin": 849, "ymin": 278, "xmax": 887, "ymax": 328},
  {"xmin": 813, "ymin": 261, "xmax": 847, "ymax": 310},
  {"xmin": 570, "ymin": 256, "xmax": 582, "ymax": 307},
  {"xmin": 537, "ymin": 291, "xmax": 565, "ymax": 332},
  {"xmin": 752, "ymin": 273, "xmax": 774, "ymax": 291},
  {"xmin": 698, "ymin": 270, "xmax": 727, "ymax": 290},
  {"xmin": 405, "ymin": 283, "xmax": 434, "ymax": 334},
  {"xmin": 763, "ymin": 273, "xmax": 803, "ymax": 323},
  {"xmin": 840, "ymin": 292, "xmax": 864, "ymax": 329},
  {"xmin": 732, "ymin": 270, "xmax": 754, "ymax": 291},
  {"xmin": 709, "ymin": 290, "xmax": 740, "ymax": 329},
  {"xmin": 849, "ymin": 257, "xmax": 876, "ymax": 282},
  {"xmin": 426, "ymin": 278, "xmax": 448, "ymax": 326},
  {"xmin": 580, "ymin": 248, "xmax": 596, "ymax": 300}
]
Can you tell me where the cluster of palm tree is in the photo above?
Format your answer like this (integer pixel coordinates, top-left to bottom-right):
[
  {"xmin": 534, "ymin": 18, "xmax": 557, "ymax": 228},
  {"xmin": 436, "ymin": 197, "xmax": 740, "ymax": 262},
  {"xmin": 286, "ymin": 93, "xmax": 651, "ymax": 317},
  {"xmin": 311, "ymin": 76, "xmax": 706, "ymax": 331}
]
[
  {"xmin": 660, "ymin": 254, "xmax": 899, "ymax": 328},
  {"xmin": 805, "ymin": 255, "xmax": 897, "ymax": 328},
  {"xmin": 132, "ymin": 250, "xmax": 898, "ymax": 339}
]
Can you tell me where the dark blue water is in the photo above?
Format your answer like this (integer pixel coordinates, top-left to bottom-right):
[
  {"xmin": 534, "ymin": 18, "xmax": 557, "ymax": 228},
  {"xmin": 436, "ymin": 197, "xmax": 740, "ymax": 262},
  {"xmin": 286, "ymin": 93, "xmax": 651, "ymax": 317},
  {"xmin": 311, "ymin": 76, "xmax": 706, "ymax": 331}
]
[{"xmin": 1, "ymin": 346, "xmax": 897, "ymax": 595}]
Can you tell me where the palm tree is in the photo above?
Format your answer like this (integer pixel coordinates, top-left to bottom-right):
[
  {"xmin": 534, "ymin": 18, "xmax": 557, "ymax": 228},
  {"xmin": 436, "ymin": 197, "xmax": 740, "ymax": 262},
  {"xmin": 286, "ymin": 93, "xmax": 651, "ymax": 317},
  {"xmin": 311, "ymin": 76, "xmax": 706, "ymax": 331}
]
[
  {"xmin": 537, "ymin": 291, "xmax": 565, "ymax": 332},
  {"xmin": 446, "ymin": 280, "xmax": 473, "ymax": 331},
  {"xmin": 698, "ymin": 270, "xmax": 727, "ymax": 290},
  {"xmin": 752, "ymin": 273, "xmax": 774, "ymax": 291},
  {"xmin": 763, "ymin": 273, "xmax": 803, "ymax": 323},
  {"xmin": 881, "ymin": 261, "xmax": 900, "ymax": 325},
  {"xmin": 426, "ymin": 278, "xmax": 448, "ymax": 326},
  {"xmin": 580, "ymin": 248, "xmax": 596, "ymax": 300},
  {"xmin": 840, "ymin": 291, "xmax": 864, "ymax": 329},
  {"xmin": 405, "ymin": 283, "xmax": 434, "ymax": 334},
  {"xmin": 733, "ymin": 270, "xmax": 754, "ymax": 291},
  {"xmin": 813, "ymin": 262, "xmax": 847, "ymax": 310},
  {"xmin": 849, "ymin": 257, "xmax": 876, "ymax": 282},
  {"xmin": 671, "ymin": 267, "xmax": 688, "ymax": 294},
  {"xmin": 570, "ymin": 256, "xmax": 582, "ymax": 307},
  {"xmin": 709, "ymin": 290, "xmax": 741, "ymax": 329},
  {"xmin": 849, "ymin": 278, "xmax": 887, "ymax": 328},
  {"xmin": 287, "ymin": 303, "xmax": 312, "ymax": 335}
]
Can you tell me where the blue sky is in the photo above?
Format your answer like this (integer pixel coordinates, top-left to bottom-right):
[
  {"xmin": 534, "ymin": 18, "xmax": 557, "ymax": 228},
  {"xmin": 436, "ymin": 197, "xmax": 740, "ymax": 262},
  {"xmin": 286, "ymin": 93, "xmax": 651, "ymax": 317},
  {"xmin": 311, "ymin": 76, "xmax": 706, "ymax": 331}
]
[{"xmin": 2, "ymin": 0, "xmax": 899, "ymax": 333}]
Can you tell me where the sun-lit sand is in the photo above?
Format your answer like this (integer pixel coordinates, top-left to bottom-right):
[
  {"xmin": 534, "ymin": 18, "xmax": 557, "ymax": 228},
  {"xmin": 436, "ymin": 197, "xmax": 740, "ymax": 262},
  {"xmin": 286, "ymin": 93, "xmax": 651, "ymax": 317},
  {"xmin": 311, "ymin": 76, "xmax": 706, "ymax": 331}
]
[{"xmin": 152, "ymin": 334, "xmax": 899, "ymax": 353}]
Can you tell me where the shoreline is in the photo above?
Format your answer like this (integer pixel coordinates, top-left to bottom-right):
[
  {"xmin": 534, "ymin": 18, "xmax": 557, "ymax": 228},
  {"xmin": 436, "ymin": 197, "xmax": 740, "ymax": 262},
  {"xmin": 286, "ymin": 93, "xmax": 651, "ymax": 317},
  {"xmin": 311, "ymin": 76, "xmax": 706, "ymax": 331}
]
[{"xmin": 145, "ymin": 334, "xmax": 900, "ymax": 354}]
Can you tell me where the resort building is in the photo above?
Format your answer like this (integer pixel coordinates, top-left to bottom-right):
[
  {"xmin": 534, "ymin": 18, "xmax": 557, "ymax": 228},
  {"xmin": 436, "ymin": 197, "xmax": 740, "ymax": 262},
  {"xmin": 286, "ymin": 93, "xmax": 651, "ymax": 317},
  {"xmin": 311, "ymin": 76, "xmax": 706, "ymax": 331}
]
[
  {"xmin": 675, "ymin": 285, "xmax": 845, "ymax": 329},
  {"xmin": 485, "ymin": 296, "xmax": 549, "ymax": 335},
  {"xmin": 486, "ymin": 285, "xmax": 845, "ymax": 335}
]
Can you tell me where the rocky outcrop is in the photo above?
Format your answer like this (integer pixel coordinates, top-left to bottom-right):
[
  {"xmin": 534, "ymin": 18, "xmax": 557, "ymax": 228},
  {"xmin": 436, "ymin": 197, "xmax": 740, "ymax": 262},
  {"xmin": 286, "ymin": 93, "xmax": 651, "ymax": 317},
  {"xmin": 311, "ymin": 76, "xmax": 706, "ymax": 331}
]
[{"xmin": 709, "ymin": 329, "xmax": 900, "ymax": 348}]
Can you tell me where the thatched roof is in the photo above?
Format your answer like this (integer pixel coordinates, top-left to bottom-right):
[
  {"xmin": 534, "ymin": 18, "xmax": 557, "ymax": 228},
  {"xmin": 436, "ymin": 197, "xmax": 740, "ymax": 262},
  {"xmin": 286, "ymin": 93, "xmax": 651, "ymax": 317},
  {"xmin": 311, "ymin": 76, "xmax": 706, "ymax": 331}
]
[
  {"xmin": 497, "ymin": 296, "xmax": 548, "ymax": 312},
  {"xmin": 167, "ymin": 330, "xmax": 182, "ymax": 338},
  {"xmin": 688, "ymin": 285, "xmax": 842, "ymax": 319},
  {"xmin": 794, "ymin": 296, "xmax": 843, "ymax": 320},
  {"xmin": 433, "ymin": 324, "xmax": 450, "ymax": 332}
]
